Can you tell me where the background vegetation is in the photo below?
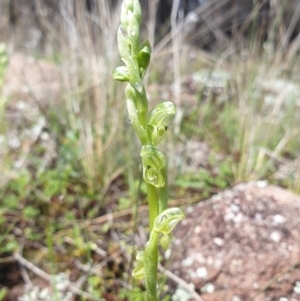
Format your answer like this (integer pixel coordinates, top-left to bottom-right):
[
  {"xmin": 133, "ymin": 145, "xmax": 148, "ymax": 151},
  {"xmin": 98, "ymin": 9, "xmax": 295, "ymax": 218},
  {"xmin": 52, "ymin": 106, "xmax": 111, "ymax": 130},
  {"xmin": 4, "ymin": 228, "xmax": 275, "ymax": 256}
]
[{"xmin": 0, "ymin": 0, "xmax": 300, "ymax": 300}]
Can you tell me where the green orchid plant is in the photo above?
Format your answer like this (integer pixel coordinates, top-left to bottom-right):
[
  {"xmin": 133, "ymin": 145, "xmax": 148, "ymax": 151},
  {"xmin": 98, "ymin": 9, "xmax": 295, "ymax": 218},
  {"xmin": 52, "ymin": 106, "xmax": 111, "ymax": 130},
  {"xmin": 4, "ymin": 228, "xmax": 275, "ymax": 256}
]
[{"xmin": 113, "ymin": 1, "xmax": 185, "ymax": 299}]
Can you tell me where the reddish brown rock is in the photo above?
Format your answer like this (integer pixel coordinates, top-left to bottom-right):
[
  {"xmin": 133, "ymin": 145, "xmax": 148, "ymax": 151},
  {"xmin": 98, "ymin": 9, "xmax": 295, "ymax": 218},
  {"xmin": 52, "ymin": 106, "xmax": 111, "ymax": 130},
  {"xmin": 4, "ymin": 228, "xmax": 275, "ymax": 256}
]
[{"xmin": 171, "ymin": 182, "xmax": 300, "ymax": 301}]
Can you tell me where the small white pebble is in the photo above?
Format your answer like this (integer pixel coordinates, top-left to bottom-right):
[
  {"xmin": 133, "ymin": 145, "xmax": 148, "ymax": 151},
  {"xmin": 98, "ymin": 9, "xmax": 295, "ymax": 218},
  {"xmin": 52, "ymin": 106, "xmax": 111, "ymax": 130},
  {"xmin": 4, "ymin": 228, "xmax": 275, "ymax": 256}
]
[
  {"xmin": 186, "ymin": 11, "xmax": 199, "ymax": 23},
  {"xmin": 39, "ymin": 288, "xmax": 49, "ymax": 299},
  {"xmin": 194, "ymin": 226, "xmax": 201, "ymax": 234},
  {"xmin": 294, "ymin": 285, "xmax": 300, "ymax": 294},
  {"xmin": 253, "ymin": 282, "xmax": 259, "ymax": 289},
  {"xmin": 233, "ymin": 213, "xmax": 244, "ymax": 223},
  {"xmin": 279, "ymin": 297, "xmax": 289, "ymax": 301},
  {"xmin": 16, "ymin": 101, "xmax": 27, "ymax": 110},
  {"xmin": 232, "ymin": 296, "xmax": 242, "ymax": 301},
  {"xmin": 270, "ymin": 231, "xmax": 282, "ymax": 242},
  {"xmin": 273, "ymin": 214, "xmax": 286, "ymax": 224},
  {"xmin": 256, "ymin": 180, "xmax": 268, "ymax": 188},
  {"xmin": 196, "ymin": 267, "xmax": 207, "ymax": 279},
  {"xmin": 182, "ymin": 257, "xmax": 193, "ymax": 267},
  {"xmin": 230, "ymin": 203, "xmax": 240, "ymax": 213},
  {"xmin": 213, "ymin": 237, "xmax": 224, "ymax": 246},
  {"xmin": 172, "ymin": 285, "xmax": 194, "ymax": 301},
  {"xmin": 40, "ymin": 131, "xmax": 50, "ymax": 141},
  {"xmin": 201, "ymin": 283, "xmax": 215, "ymax": 294}
]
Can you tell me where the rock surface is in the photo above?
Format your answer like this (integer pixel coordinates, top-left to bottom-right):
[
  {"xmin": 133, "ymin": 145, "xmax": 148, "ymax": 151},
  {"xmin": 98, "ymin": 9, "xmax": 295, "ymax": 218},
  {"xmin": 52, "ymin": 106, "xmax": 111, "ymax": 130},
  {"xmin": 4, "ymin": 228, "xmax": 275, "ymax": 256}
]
[{"xmin": 171, "ymin": 182, "xmax": 300, "ymax": 301}]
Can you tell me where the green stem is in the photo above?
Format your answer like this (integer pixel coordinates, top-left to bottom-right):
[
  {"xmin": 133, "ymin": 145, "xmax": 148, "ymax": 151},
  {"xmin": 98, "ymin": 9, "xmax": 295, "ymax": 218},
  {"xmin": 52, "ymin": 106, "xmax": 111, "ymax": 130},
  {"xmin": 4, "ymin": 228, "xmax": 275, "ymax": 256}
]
[
  {"xmin": 146, "ymin": 182, "xmax": 158, "ymax": 231},
  {"xmin": 158, "ymin": 166, "xmax": 168, "ymax": 213},
  {"xmin": 144, "ymin": 230, "xmax": 159, "ymax": 301}
]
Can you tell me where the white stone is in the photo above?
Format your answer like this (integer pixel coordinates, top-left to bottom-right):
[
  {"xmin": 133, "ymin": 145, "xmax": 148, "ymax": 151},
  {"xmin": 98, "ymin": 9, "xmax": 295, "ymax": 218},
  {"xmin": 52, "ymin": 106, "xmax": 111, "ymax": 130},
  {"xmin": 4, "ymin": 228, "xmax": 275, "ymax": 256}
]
[
  {"xmin": 294, "ymin": 285, "xmax": 300, "ymax": 294},
  {"xmin": 194, "ymin": 226, "xmax": 201, "ymax": 234},
  {"xmin": 182, "ymin": 257, "xmax": 194, "ymax": 267},
  {"xmin": 233, "ymin": 213, "xmax": 244, "ymax": 223},
  {"xmin": 213, "ymin": 237, "xmax": 224, "ymax": 246},
  {"xmin": 256, "ymin": 181, "xmax": 268, "ymax": 188},
  {"xmin": 201, "ymin": 283, "xmax": 215, "ymax": 294},
  {"xmin": 196, "ymin": 267, "xmax": 207, "ymax": 279},
  {"xmin": 230, "ymin": 203, "xmax": 240, "ymax": 213},
  {"xmin": 172, "ymin": 285, "xmax": 194, "ymax": 301},
  {"xmin": 270, "ymin": 231, "xmax": 282, "ymax": 243},
  {"xmin": 273, "ymin": 214, "xmax": 286, "ymax": 224}
]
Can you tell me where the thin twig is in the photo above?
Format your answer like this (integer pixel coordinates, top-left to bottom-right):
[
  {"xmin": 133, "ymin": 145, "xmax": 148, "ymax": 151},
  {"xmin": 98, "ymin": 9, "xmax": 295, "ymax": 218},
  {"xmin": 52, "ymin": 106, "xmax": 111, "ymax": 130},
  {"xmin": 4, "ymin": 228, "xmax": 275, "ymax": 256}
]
[
  {"xmin": 158, "ymin": 263, "xmax": 204, "ymax": 301},
  {"xmin": 13, "ymin": 253, "xmax": 103, "ymax": 301}
]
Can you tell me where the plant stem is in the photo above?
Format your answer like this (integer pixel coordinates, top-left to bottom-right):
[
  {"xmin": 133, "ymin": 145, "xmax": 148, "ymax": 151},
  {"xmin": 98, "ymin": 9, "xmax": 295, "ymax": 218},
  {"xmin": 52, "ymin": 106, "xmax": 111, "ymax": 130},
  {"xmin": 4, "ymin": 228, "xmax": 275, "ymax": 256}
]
[
  {"xmin": 146, "ymin": 182, "xmax": 159, "ymax": 231},
  {"xmin": 144, "ymin": 231, "xmax": 159, "ymax": 301},
  {"xmin": 158, "ymin": 166, "xmax": 168, "ymax": 213}
]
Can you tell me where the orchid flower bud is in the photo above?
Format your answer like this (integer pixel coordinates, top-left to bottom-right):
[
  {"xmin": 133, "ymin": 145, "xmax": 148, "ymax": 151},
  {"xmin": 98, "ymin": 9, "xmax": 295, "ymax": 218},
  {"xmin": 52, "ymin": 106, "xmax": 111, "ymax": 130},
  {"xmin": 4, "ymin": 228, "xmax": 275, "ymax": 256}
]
[
  {"xmin": 138, "ymin": 39, "xmax": 151, "ymax": 77},
  {"xmin": 113, "ymin": 66, "xmax": 129, "ymax": 82},
  {"xmin": 132, "ymin": 250, "xmax": 145, "ymax": 280},
  {"xmin": 147, "ymin": 102, "xmax": 176, "ymax": 145},
  {"xmin": 160, "ymin": 232, "xmax": 174, "ymax": 251},
  {"xmin": 153, "ymin": 207, "xmax": 185, "ymax": 235},
  {"xmin": 140, "ymin": 145, "xmax": 166, "ymax": 188}
]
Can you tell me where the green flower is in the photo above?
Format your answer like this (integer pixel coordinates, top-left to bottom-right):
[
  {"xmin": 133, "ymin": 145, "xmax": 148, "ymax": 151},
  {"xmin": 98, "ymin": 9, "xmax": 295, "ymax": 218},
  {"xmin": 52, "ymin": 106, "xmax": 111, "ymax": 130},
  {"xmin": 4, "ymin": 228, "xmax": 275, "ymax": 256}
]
[
  {"xmin": 154, "ymin": 207, "xmax": 185, "ymax": 235},
  {"xmin": 147, "ymin": 102, "xmax": 176, "ymax": 145},
  {"xmin": 140, "ymin": 145, "xmax": 166, "ymax": 188},
  {"xmin": 138, "ymin": 39, "xmax": 152, "ymax": 77},
  {"xmin": 132, "ymin": 250, "xmax": 145, "ymax": 279},
  {"xmin": 160, "ymin": 232, "xmax": 174, "ymax": 250},
  {"xmin": 113, "ymin": 66, "xmax": 130, "ymax": 82}
]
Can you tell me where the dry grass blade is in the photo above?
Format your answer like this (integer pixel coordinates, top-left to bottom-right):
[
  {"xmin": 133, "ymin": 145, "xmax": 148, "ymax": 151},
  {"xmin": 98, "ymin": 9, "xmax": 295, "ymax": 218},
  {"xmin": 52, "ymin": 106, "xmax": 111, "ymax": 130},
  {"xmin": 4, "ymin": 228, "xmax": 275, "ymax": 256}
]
[{"xmin": 159, "ymin": 263, "xmax": 204, "ymax": 301}]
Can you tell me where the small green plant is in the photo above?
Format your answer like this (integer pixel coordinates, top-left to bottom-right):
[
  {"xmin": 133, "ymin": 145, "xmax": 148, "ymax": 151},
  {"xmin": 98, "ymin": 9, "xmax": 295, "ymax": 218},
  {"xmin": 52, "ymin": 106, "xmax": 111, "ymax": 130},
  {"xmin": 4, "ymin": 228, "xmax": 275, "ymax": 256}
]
[{"xmin": 113, "ymin": 1, "xmax": 185, "ymax": 300}]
